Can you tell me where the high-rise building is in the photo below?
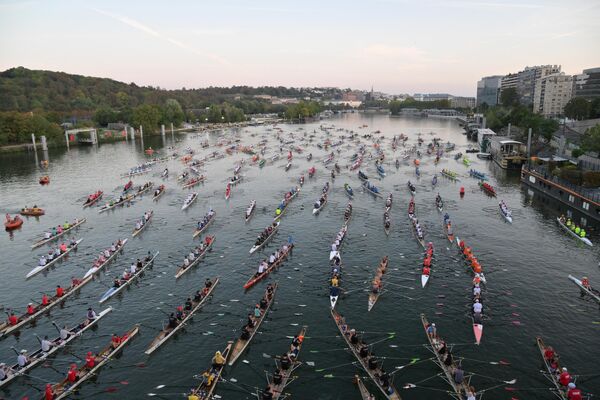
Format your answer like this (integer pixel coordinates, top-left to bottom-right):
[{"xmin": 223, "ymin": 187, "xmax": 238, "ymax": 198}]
[
  {"xmin": 533, "ymin": 73, "xmax": 573, "ymax": 117},
  {"xmin": 500, "ymin": 65, "xmax": 561, "ymax": 106},
  {"xmin": 450, "ymin": 96, "xmax": 476, "ymax": 109},
  {"xmin": 573, "ymin": 67, "xmax": 600, "ymax": 99},
  {"xmin": 476, "ymin": 76, "xmax": 502, "ymax": 106}
]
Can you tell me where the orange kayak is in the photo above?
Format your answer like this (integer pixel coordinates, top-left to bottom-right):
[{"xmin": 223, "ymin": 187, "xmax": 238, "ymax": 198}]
[
  {"xmin": 5, "ymin": 214, "xmax": 23, "ymax": 230},
  {"xmin": 20, "ymin": 208, "xmax": 45, "ymax": 216}
]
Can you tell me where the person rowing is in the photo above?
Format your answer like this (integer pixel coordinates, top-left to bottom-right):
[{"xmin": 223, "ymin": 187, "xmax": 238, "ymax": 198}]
[{"xmin": 473, "ymin": 299, "xmax": 483, "ymax": 315}]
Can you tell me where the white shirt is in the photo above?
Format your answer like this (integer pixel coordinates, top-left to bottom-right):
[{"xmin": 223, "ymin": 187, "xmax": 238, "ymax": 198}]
[
  {"xmin": 104, "ymin": 250, "xmax": 111, "ymax": 257},
  {"xmin": 39, "ymin": 257, "xmax": 46, "ymax": 266},
  {"xmin": 0, "ymin": 367, "xmax": 7, "ymax": 380},
  {"xmin": 41, "ymin": 339, "xmax": 52, "ymax": 352},
  {"xmin": 60, "ymin": 328, "xmax": 70, "ymax": 340},
  {"xmin": 188, "ymin": 253, "xmax": 195, "ymax": 261},
  {"xmin": 331, "ymin": 244, "xmax": 337, "ymax": 251},
  {"xmin": 269, "ymin": 255, "xmax": 276, "ymax": 263},
  {"xmin": 17, "ymin": 355, "xmax": 27, "ymax": 367},
  {"xmin": 473, "ymin": 302, "xmax": 483, "ymax": 313},
  {"xmin": 135, "ymin": 222, "xmax": 142, "ymax": 230},
  {"xmin": 130, "ymin": 264, "xmax": 137, "ymax": 274},
  {"xmin": 473, "ymin": 286, "xmax": 481, "ymax": 296},
  {"xmin": 258, "ymin": 263, "xmax": 266, "ymax": 273},
  {"xmin": 183, "ymin": 258, "xmax": 190, "ymax": 266}
]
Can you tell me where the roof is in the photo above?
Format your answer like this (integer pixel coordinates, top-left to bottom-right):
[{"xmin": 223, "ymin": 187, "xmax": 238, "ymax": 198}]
[{"xmin": 490, "ymin": 136, "xmax": 523, "ymax": 145}]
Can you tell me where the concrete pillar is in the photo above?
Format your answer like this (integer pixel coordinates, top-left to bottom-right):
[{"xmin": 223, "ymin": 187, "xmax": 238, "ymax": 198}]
[
  {"xmin": 161, "ymin": 124, "xmax": 165, "ymax": 137},
  {"xmin": 41, "ymin": 135, "xmax": 48, "ymax": 151},
  {"xmin": 139, "ymin": 125, "xmax": 144, "ymax": 140},
  {"xmin": 65, "ymin": 131, "xmax": 69, "ymax": 149},
  {"xmin": 170, "ymin": 122, "xmax": 174, "ymax": 135},
  {"xmin": 31, "ymin": 134, "xmax": 37, "ymax": 151},
  {"xmin": 508, "ymin": 123, "xmax": 511, "ymax": 137},
  {"xmin": 526, "ymin": 128, "xmax": 532, "ymax": 168}
]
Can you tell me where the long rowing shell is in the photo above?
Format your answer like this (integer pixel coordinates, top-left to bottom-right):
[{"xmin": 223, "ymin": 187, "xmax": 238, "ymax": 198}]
[
  {"xmin": 99, "ymin": 251, "xmax": 159, "ymax": 303},
  {"xmin": 83, "ymin": 239, "xmax": 128, "ymax": 279},
  {"xmin": 31, "ymin": 219, "xmax": 86, "ymax": 249},
  {"xmin": 26, "ymin": 239, "xmax": 83, "ymax": 279}
]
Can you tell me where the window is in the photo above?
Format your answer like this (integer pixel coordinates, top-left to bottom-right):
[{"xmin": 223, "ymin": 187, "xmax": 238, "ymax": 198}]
[
  {"xmin": 568, "ymin": 195, "xmax": 575, "ymax": 203},
  {"xmin": 583, "ymin": 202, "xmax": 590, "ymax": 210},
  {"xmin": 581, "ymin": 217, "xmax": 587, "ymax": 227}
]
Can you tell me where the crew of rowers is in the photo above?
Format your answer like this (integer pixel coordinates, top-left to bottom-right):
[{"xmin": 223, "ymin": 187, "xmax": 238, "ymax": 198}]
[
  {"xmin": 37, "ymin": 238, "xmax": 79, "ymax": 266},
  {"xmin": 255, "ymin": 222, "xmax": 278, "ymax": 246},
  {"xmin": 408, "ymin": 200, "xmax": 424, "ymax": 240},
  {"xmin": 42, "ymin": 219, "xmax": 81, "ymax": 240},
  {"xmin": 188, "ymin": 345, "xmax": 227, "ymax": 399},
  {"xmin": 371, "ymin": 256, "xmax": 389, "ymax": 295},
  {"xmin": 385, "ymin": 193, "xmax": 393, "ymax": 209},
  {"xmin": 84, "ymin": 191, "xmax": 102, "ymax": 205},
  {"xmin": 344, "ymin": 202, "xmax": 352, "ymax": 222},
  {"xmin": 168, "ymin": 279, "xmax": 214, "ymax": 331},
  {"xmin": 196, "ymin": 209, "xmax": 215, "ymax": 231},
  {"xmin": 330, "ymin": 225, "xmax": 347, "ymax": 253},
  {"xmin": 181, "ymin": 236, "xmax": 214, "ymax": 268},
  {"xmin": 183, "ymin": 192, "xmax": 197, "ymax": 207},
  {"xmin": 134, "ymin": 210, "xmax": 152, "ymax": 232},
  {"xmin": 435, "ymin": 193, "xmax": 443, "ymax": 208},
  {"xmin": 407, "ymin": 180, "xmax": 416, "ymax": 192},
  {"xmin": 499, "ymin": 200, "xmax": 511, "ymax": 217},
  {"xmin": 229, "ymin": 174, "xmax": 241, "ymax": 184},
  {"xmin": 274, "ymin": 187, "xmax": 299, "ymax": 216},
  {"xmin": 185, "ymin": 175, "xmax": 204, "ymax": 187},
  {"xmin": 314, "ymin": 192, "xmax": 328, "ymax": 211},
  {"xmin": 458, "ymin": 239, "xmax": 484, "ymax": 283},
  {"xmin": 542, "ymin": 345, "xmax": 583, "ymax": 400},
  {"xmin": 365, "ymin": 180, "xmax": 379, "ymax": 193},
  {"xmin": 254, "ymin": 244, "xmax": 291, "ymax": 277},
  {"xmin": 126, "ymin": 163, "xmax": 152, "ymax": 175},
  {"xmin": 153, "ymin": 184, "xmax": 165, "ymax": 197},
  {"xmin": 425, "ymin": 322, "xmax": 477, "ymax": 400},
  {"xmin": 559, "ymin": 215, "xmax": 587, "ymax": 238},
  {"xmin": 260, "ymin": 330, "xmax": 305, "ymax": 399},
  {"xmin": 334, "ymin": 313, "xmax": 397, "ymax": 398},
  {"xmin": 92, "ymin": 240, "xmax": 125, "ymax": 268},
  {"xmin": 422, "ymin": 242, "xmax": 434, "ymax": 278},
  {"xmin": 112, "ymin": 252, "xmax": 152, "ymax": 288},
  {"xmin": 442, "ymin": 168, "xmax": 457, "ymax": 178},
  {"xmin": 239, "ymin": 283, "xmax": 275, "ymax": 341}
]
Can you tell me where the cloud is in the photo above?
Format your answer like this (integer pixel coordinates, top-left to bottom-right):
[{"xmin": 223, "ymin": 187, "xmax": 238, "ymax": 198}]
[
  {"xmin": 192, "ymin": 29, "xmax": 236, "ymax": 37},
  {"xmin": 91, "ymin": 8, "xmax": 230, "ymax": 66},
  {"xmin": 444, "ymin": 1, "xmax": 544, "ymax": 9}
]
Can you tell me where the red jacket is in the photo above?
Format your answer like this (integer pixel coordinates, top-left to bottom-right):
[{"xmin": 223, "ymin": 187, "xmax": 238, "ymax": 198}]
[
  {"xmin": 568, "ymin": 388, "xmax": 582, "ymax": 400},
  {"xmin": 559, "ymin": 372, "xmax": 571, "ymax": 386}
]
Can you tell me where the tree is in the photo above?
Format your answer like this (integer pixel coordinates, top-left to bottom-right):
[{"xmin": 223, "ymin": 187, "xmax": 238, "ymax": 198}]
[
  {"xmin": 162, "ymin": 99, "xmax": 185, "ymax": 126},
  {"xmin": 500, "ymin": 88, "xmax": 519, "ymax": 107},
  {"xmin": 590, "ymin": 98, "xmax": 600, "ymax": 119},
  {"xmin": 132, "ymin": 104, "xmax": 162, "ymax": 132},
  {"xmin": 94, "ymin": 107, "xmax": 119, "ymax": 126},
  {"xmin": 564, "ymin": 97, "xmax": 591, "ymax": 120},
  {"xmin": 581, "ymin": 124, "xmax": 600, "ymax": 153}
]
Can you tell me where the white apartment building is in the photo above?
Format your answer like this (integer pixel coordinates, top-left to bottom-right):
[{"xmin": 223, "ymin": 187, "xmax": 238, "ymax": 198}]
[{"xmin": 533, "ymin": 73, "xmax": 573, "ymax": 117}]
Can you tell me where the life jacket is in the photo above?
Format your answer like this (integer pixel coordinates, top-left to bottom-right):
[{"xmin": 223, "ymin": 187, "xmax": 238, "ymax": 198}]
[
  {"xmin": 56, "ymin": 287, "xmax": 64, "ymax": 297},
  {"xmin": 67, "ymin": 368, "xmax": 78, "ymax": 383}
]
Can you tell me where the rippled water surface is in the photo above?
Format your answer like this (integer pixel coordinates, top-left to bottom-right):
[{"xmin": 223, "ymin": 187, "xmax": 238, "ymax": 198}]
[{"xmin": 0, "ymin": 113, "xmax": 598, "ymax": 400}]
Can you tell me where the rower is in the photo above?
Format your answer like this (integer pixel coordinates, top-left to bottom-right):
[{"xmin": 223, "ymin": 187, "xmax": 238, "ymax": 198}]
[
  {"xmin": 559, "ymin": 367, "xmax": 571, "ymax": 386},
  {"xmin": 113, "ymin": 278, "xmax": 121, "ymax": 288},
  {"xmin": 67, "ymin": 363, "xmax": 78, "ymax": 383},
  {"xmin": 56, "ymin": 285, "xmax": 65, "ymax": 297},
  {"xmin": 71, "ymin": 277, "xmax": 81, "ymax": 287},
  {"xmin": 176, "ymin": 306, "xmax": 184, "ymax": 320},
  {"xmin": 256, "ymin": 261, "xmax": 267, "ymax": 276},
  {"xmin": 582, "ymin": 277, "xmax": 590, "ymax": 288},
  {"xmin": 426, "ymin": 322, "xmax": 436, "ymax": 338},
  {"xmin": 41, "ymin": 336, "xmax": 53, "ymax": 352},
  {"xmin": 86, "ymin": 307, "xmax": 98, "ymax": 325},
  {"xmin": 122, "ymin": 269, "xmax": 131, "ymax": 280},
  {"xmin": 205, "ymin": 278, "xmax": 213, "ymax": 289},
  {"xmin": 246, "ymin": 313, "xmax": 255, "ymax": 329},
  {"xmin": 567, "ymin": 383, "xmax": 583, "ymax": 400},
  {"xmin": 184, "ymin": 298, "xmax": 193, "ymax": 311},
  {"xmin": 59, "ymin": 242, "xmax": 67, "ymax": 253},
  {"xmin": 44, "ymin": 383, "xmax": 53, "ymax": 400},
  {"xmin": 59, "ymin": 325, "xmax": 71, "ymax": 341},
  {"xmin": 473, "ymin": 299, "xmax": 483, "ymax": 314},
  {"xmin": 85, "ymin": 351, "xmax": 95, "ymax": 368},
  {"xmin": 41, "ymin": 293, "xmax": 49, "ymax": 306},
  {"xmin": 26, "ymin": 303, "xmax": 35, "ymax": 315},
  {"xmin": 330, "ymin": 285, "xmax": 341, "ymax": 299},
  {"xmin": 254, "ymin": 304, "xmax": 262, "ymax": 318},
  {"xmin": 453, "ymin": 365, "xmax": 464, "ymax": 384},
  {"xmin": 168, "ymin": 313, "xmax": 178, "ymax": 329},
  {"xmin": 240, "ymin": 325, "xmax": 251, "ymax": 340},
  {"xmin": 212, "ymin": 350, "xmax": 226, "ymax": 369},
  {"xmin": 17, "ymin": 349, "xmax": 29, "ymax": 367},
  {"xmin": 473, "ymin": 284, "xmax": 481, "ymax": 296},
  {"xmin": 130, "ymin": 262, "xmax": 137, "ymax": 275},
  {"xmin": 331, "ymin": 275, "xmax": 339, "ymax": 287}
]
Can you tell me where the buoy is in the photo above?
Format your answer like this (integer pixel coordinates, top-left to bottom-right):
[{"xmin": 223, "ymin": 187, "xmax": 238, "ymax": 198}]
[{"xmin": 460, "ymin": 187, "xmax": 465, "ymax": 197}]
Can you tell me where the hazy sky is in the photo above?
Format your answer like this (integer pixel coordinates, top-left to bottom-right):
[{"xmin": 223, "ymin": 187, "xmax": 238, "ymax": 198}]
[{"xmin": 1, "ymin": 0, "xmax": 599, "ymax": 96}]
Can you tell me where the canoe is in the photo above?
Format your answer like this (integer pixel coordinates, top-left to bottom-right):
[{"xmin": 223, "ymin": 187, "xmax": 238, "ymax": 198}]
[
  {"xmin": 273, "ymin": 189, "xmax": 300, "ymax": 221},
  {"xmin": 83, "ymin": 192, "xmax": 103, "ymax": 208},
  {"xmin": 536, "ymin": 337, "xmax": 569, "ymax": 400},
  {"xmin": 132, "ymin": 211, "xmax": 153, "ymax": 237},
  {"xmin": 557, "ymin": 217, "xmax": 592, "ymax": 246},
  {"xmin": 244, "ymin": 244, "xmax": 293, "ymax": 290},
  {"xmin": 250, "ymin": 222, "xmax": 279, "ymax": 254},
  {"xmin": 455, "ymin": 236, "xmax": 487, "ymax": 284},
  {"xmin": 228, "ymin": 283, "xmax": 278, "ymax": 366},
  {"xmin": 98, "ymin": 194, "xmax": 134, "ymax": 213},
  {"xmin": 175, "ymin": 238, "xmax": 215, "ymax": 279},
  {"xmin": 245, "ymin": 200, "xmax": 256, "ymax": 222},
  {"xmin": 189, "ymin": 341, "xmax": 233, "ymax": 399},
  {"xmin": 0, "ymin": 307, "xmax": 112, "ymax": 389},
  {"xmin": 355, "ymin": 375, "xmax": 373, "ymax": 400},
  {"xmin": 193, "ymin": 211, "xmax": 216, "ymax": 238},
  {"xmin": 50, "ymin": 325, "xmax": 139, "ymax": 400},
  {"xmin": 0, "ymin": 275, "xmax": 94, "ymax": 338},
  {"xmin": 499, "ymin": 202, "xmax": 513, "ymax": 223},
  {"xmin": 26, "ymin": 239, "xmax": 83, "ymax": 279},
  {"xmin": 83, "ymin": 239, "xmax": 128, "ymax": 279},
  {"xmin": 344, "ymin": 184, "xmax": 354, "ymax": 197},
  {"xmin": 331, "ymin": 310, "xmax": 401, "ymax": 400},
  {"xmin": 264, "ymin": 326, "xmax": 307, "ymax": 400},
  {"xmin": 99, "ymin": 251, "xmax": 159, "ymax": 303},
  {"xmin": 20, "ymin": 208, "xmax": 45, "ymax": 216},
  {"xmin": 144, "ymin": 278, "xmax": 219, "ymax": 355},
  {"xmin": 313, "ymin": 194, "xmax": 328, "ymax": 215},
  {"xmin": 568, "ymin": 274, "xmax": 600, "ymax": 303},
  {"xmin": 363, "ymin": 181, "xmax": 382, "ymax": 197},
  {"xmin": 368, "ymin": 257, "xmax": 388, "ymax": 312},
  {"xmin": 182, "ymin": 192, "xmax": 198, "ymax": 210},
  {"xmin": 152, "ymin": 185, "xmax": 166, "ymax": 201},
  {"xmin": 31, "ymin": 218, "xmax": 86, "ymax": 249}
]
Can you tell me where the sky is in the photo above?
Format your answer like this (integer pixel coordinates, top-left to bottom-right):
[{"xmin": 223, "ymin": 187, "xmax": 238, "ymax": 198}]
[{"xmin": 1, "ymin": 0, "xmax": 599, "ymax": 96}]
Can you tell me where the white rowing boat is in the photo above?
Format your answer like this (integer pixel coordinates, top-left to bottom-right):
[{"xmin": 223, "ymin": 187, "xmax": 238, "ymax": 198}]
[
  {"xmin": 313, "ymin": 194, "xmax": 328, "ymax": 215},
  {"xmin": 31, "ymin": 218, "xmax": 86, "ymax": 249},
  {"xmin": 568, "ymin": 274, "xmax": 600, "ymax": 303},
  {"xmin": 175, "ymin": 238, "xmax": 215, "ymax": 279},
  {"xmin": 132, "ymin": 210, "xmax": 153, "ymax": 237},
  {"xmin": 249, "ymin": 222, "xmax": 279, "ymax": 254},
  {"xmin": 245, "ymin": 200, "xmax": 256, "ymax": 222},
  {"xmin": 499, "ymin": 201, "xmax": 513, "ymax": 223},
  {"xmin": 556, "ymin": 217, "xmax": 592, "ymax": 246},
  {"xmin": 98, "ymin": 252, "xmax": 159, "ymax": 303},
  {"xmin": 26, "ymin": 239, "xmax": 83, "ymax": 279},
  {"xmin": 83, "ymin": 239, "xmax": 128, "ymax": 279},
  {"xmin": 182, "ymin": 192, "xmax": 198, "ymax": 210}
]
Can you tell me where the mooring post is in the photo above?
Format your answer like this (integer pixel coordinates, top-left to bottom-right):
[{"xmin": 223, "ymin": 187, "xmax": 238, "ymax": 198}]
[
  {"xmin": 31, "ymin": 133, "xmax": 37, "ymax": 152},
  {"xmin": 41, "ymin": 135, "xmax": 47, "ymax": 151}
]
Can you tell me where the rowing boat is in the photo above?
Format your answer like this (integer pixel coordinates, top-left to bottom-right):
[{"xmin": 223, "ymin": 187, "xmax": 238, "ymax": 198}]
[
  {"xmin": 313, "ymin": 193, "xmax": 328, "ymax": 215},
  {"xmin": 499, "ymin": 201, "xmax": 512, "ymax": 223},
  {"xmin": 31, "ymin": 218, "xmax": 86, "ymax": 249},
  {"xmin": 50, "ymin": 324, "xmax": 139, "ymax": 400},
  {"xmin": 455, "ymin": 236, "xmax": 487, "ymax": 284},
  {"xmin": 273, "ymin": 188, "xmax": 300, "ymax": 221},
  {"xmin": 175, "ymin": 237, "xmax": 215, "ymax": 279},
  {"xmin": 152, "ymin": 185, "xmax": 166, "ymax": 201},
  {"xmin": 363, "ymin": 181, "xmax": 383, "ymax": 197},
  {"xmin": 355, "ymin": 375, "xmax": 373, "ymax": 400},
  {"xmin": 344, "ymin": 183, "xmax": 354, "ymax": 198},
  {"xmin": 193, "ymin": 211, "xmax": 216, "ymax": 238},
  {"xmin": 244, "ymin": 244, "xmax": 293, "ymax": 290},
  {"xmin": 435, "ymin": 196, "xmax": 443, "ymax": 212},
  {"xmin": 376, "ymin": 163, "xmax": 386, "ymax": 177},
  {"xmin": 182, "ymin": 176, "xmax": 205, "ymax": 189},
  {"xmin": 132, "ymin": 211, "xmax": 153, "ymax": 237},
  {"xmin": 421, "ymin": 314, "xmax": 471, "ymax": 399},
  {"xmin": 182, "ymin": 192, "xmax": 198, "ymax": 210},
  {"xmin": 556, "ymin": 217, "xmax": 592, "ymax": 246},
  {"xmin": 145, "ymin": 277, "xmax": 219, "ymax": 355},
  {"xmin": 189, "ymin": 341, "xmax": 233, "ymax": 399},
  {"xmin": 245, "ymin": 200, "xmax": 256, "ymax": 222},
  {"xmin": 133, "ymin": 182, "xmax": 154, "ymax": 197},
  {"xmin": 99, "ymin": 251, "xmax": 159, "ymax": 303},
  {"xmin": 358, "ymin": 170, "xmax": 368, "ymax": 181},
  {"xmin": 264, "ymin": 326, "xmax": 307, "ymax": 400},
  {"xmin": 536, "ymin": 337, "xmax": 569, "ymax": 400},
  {"xmin": 250, "ymin": 222, "xmax": 279, "ymax": 254},
  {"xmin": 441, "ymin": 169, "xmax": 460, "ymax": 181},
  {"xmin": 0, "ymin": 276, "xmax": 94, "ymax": 338},
  {"xmin": 26, "ymin": 239, "xmax": 83, "ymax": 279},
  {"xmin": 83, "ymin": 192, "xmax": 103, "ymax": 208},
  {"xmin": 98, "ymin": 194, "xmax": 134, "ymax": 213},
  {"xmin": 329, "ymin": 225, "xmax": 348, "ymax": 260},
  {"xmin": 568, "ymin": 275, "xmax": 600, "ymax": 303},
  {"xmin": 479, "ymin": 181, "xmax": 496, "ymax": 196},
  {"xmin": 368, "ymin": 256, "xmax": 389, "ymax": 311},
  {"xmin": 331, "ymin": 310, "xmax": 401, "ymax": 399},
  {"xmin": 0, "ymin": 307, "xmax": 112, "ymax": 389},
  {"xmin": 83, "ymin": 239, "xmax": 129, "ymax": 279},
  {"xmin": 228, "ymin": 283, "xmax": 278, "ymax": 366}
]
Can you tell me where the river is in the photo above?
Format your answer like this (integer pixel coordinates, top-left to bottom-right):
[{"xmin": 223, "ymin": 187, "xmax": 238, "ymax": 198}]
[{"xmin": 0, "ymin": 113, "xmax": 598, "ymax": 400}]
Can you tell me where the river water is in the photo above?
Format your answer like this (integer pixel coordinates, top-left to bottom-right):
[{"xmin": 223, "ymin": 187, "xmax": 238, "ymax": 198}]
[{"xmin": 0, "ymin": 113, "xmax": 598, "ymax": 400}]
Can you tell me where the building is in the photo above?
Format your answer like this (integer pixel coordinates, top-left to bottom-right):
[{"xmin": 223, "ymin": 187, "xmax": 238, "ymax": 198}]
[
  {"xmin": 450, "ymin": 96, "xmax": 476, "ymax": 109},
  {"xmin": 533, "ymin": 73, "xmax": 573, "ymax": 117},
  {"xmin": 477, "ymin": 128, "xmax": 496, "ymax": 151},
  {"xmin": 413, "ymin": 93, "xmax": 453, "ymax": 102},
  {"xmin": 500, "ymin": 65, "xmax": 561, "ymax": 106},
  {"xmin": 489, "ymin": 136, "xmax": 527, "ymax": 169},
  {"xmin": 573, "ymin": 67, "xmax": 600, "ymax": 99},
  {"xmin": 476, "ymin": 75, "xmax": 503, "ymax": 106}
]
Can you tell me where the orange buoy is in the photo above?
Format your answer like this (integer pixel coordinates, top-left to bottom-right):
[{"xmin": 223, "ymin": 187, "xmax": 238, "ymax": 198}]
[{"xmin": 460, "ymin": 186, "xmax": 465, "ymax": 197}]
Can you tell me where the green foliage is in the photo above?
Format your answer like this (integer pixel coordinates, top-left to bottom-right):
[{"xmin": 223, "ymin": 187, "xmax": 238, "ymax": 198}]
[
  {"xmin": 284, "ymin": 101, "xmax": 321, "ymax": 120},
  {"xmin": 162, "ymin": 99, "xmax": 185, "ymax": 126},
  {"xmin": 500, "ymin": 88, "xmax": 519, "ymax": 107},
  {"xmin": 132, "ymin": 104, "xmax": 162, "ymax": 132},
  {"xmin": 389, "ymin": 98, "xmax": 451, "ymax": 115},
  {"xmin": 484, "ymin": 104, "xmax": 558, "ymax": 143},
  {"xmin": 0, "ymin": 111, "xmax": 63, "ymax": 146},
  {"xmin": 581, "ymin": 124, "xmax": 600, "ymax": 153},
  {"xmin": 571, "ymin": 148, "xmax": 584, "ymax": 158},
  {"xmin": 94, "ymin": 107, "xmax": 119, "ymax": 126},
  {"xmin": 564, "ymin": 97, "xmax": 591, "ymax": 120}
]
